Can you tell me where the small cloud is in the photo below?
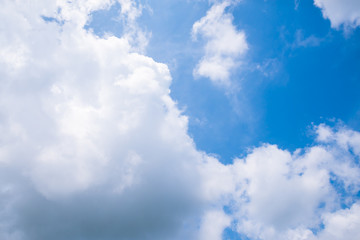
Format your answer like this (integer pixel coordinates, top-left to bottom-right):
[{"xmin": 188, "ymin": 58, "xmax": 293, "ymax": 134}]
[
  {"xmin": 192, "ymin": 1, "xmax": 248, "ymax": 87},
  {"xmin": 314, "ymin": 0, "xmax": 360, "ymax": 30}
]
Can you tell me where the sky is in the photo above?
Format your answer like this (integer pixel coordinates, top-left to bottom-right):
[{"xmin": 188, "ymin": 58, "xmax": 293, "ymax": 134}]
[{"xmin": 0, "ymin": 0, "xmax": 360, "ymax": 240}]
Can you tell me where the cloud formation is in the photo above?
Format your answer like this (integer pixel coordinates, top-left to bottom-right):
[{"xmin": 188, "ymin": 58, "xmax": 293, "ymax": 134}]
[
  {"xmin": 314, "ymin": 0, "xmax": 360, "ymax": 29},
  {"xmin": 0, "ymin": 1, "xmax": 360, "ymax": 240},
  {"xmin": 0, "ymin": 1, "xmax": 205, "ymax": 239},
  {"xmin": 203, "ymin": 124, "xmax": 360, "ymax": 240},
  {"xmin": 192, "ymin": 0, "xmax": 248, "ymax": 86}
]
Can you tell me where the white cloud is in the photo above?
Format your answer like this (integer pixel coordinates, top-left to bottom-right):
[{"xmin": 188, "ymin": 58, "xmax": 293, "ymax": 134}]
[
  {"xmin": 207, "ymin": 124, "xmax": 360, "ymax": 240},
  {"xmin": 192, "ymin": 0, "xmax": 248, "ymax": 86},
  {"xmin": 317, "ymin": 203, "xmax": 360, "ymax": 240},
  {"xmin": 198, "ymin": 210, "xmax": 231, "ymax": 240},
  {"xmin": 0, "ymin": 1, "xmax": 205, "ymax": 239},
  {"xmin": 316, "ymin": 123, "xmax": 360, "ymax": 156},
  {"xmin": 228, "ymin": 145, "xmax": 333, "ymax": 239},
  {"xmin": 314, "ymin": 0, "xmax": 360, "ymax": 29}
]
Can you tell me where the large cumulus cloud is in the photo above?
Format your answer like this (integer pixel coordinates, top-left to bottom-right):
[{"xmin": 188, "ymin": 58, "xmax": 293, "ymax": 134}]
[{"xmin": 0, "ymin": 1, "xmax": 206, "ymax": 239}]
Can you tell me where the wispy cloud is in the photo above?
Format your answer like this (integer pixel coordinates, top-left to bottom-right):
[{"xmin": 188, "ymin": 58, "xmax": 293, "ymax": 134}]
[{"xmin": 293, "ymin": 30, "xmax": 323, "ymax": 48}]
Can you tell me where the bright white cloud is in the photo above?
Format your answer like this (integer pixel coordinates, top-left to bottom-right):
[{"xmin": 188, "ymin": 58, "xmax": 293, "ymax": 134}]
[
  {"xmin": 0, "ymin": 1, "xmax": 205, "ymax": 239},
  {"xmin": 191, "ymin": 124, "xmax": 360, "ymax": 240},
  {"xmin": 204, "ymin": 124, "xmax": 360, "ymax": 240},
  {"xmin": 316, "ymin": 123, "xmax": 360, "ymax": 156},
  {"xmin": 192, "ymin": 0, "xmax": 248, "ymax": 86},
  {"xmin": 314, "ymin": 0, "xmax": 360, "ymax": 29},
  {"xmin": 317, "ymin": 202, "xmax": 360, "ymax": 240}
]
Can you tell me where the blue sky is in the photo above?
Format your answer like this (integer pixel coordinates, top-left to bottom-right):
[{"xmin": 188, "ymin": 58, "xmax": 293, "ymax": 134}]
[
  {"xmin": 1, "ymin": 1, "xmax": 360, "ymax": 240},
  {"xmin": 87, "ymin": 0, "xmax": 360, "ymax": 162}
]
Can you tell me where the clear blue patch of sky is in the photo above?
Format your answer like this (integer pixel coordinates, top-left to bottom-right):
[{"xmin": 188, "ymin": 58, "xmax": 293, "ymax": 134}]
[
  {"xmin": 223, "ymin": 227, "xmax": 250, "ymax": 240},
  {"xmin": 87, "ymin": 0, "xmax": 360, "ymax": 165},
  {"xmin": 234, "ymin": 0, "xmax": 360, "ymax": 152},
  {"xmin": 84, "ymin": 2, "xmax": 123, "ymax": 37},
  {"xmin": 41, "ymin": 16, "xmax": 64, "ymax": 25}
]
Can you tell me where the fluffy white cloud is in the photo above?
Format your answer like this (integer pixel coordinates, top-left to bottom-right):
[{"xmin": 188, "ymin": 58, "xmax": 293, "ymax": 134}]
[
  {"xmin": 0, "ymin": 1, "xmax": 206, "ymax": 239},
  {"xmin": 204, "ymin": 124, "xmax": 360, "ymax": 240},
  {"xmin": 314, "ymin": 0, "xmax": 360, "ymax": 29},
  {"xmin": 316, "ymin": 123, "xmax": 360, "ymax": 156},
  {"xmin": 316, "ymin": 202, "xmax": 360, "ymax": 240},
  {"xmin": 192, "ymin": 0, "xmax": 248, "ymax": 86},
  {"xmin": 198, "ymin": 210, "xmax": 231, "ymax": 240}
]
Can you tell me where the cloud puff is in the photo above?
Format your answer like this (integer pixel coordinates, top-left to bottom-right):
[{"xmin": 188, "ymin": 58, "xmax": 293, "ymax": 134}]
[
  {"xmin": 192, "ymin": 0, "xmax": 248, "ymax": 86},
  {"xmin": 314, "ymin": 0, "xmax": 360, "ymax": 29},
  {"xmin": 316, "ymin": 203, "xmax": 360, "ymax": 240}
]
